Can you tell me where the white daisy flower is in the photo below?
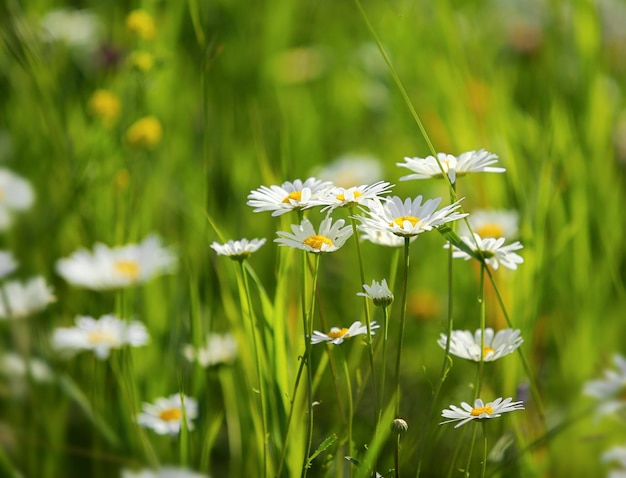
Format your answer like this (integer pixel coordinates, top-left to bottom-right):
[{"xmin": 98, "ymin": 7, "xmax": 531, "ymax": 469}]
[
  {"xmin": 0, "ymin": 276, "xmax": 55, "ymax": 319},
  {"xmin": 584, "ymin": 354, "xmax": 626, "ymax": 417},
  {"xmin": 0, "ymin": 168, "xmax": 35, "ymax": 231},
  {"xmin": 0, "ymin": 352, "xmax": 53, "ymax": 383},
  {"xmin": 357, "ymin": 279, "xmax": 394, "ymax": 307},
  {"xmin": 55, "ymin": 235, "xmax": 176, "ymax": 290},
  {"xmin": 359, "ymin": 226, "xmax": 417, "ymax": 248},
  {"xmin": 247, "ymin": 177, "xmax": 332, "ymax": 216},
  {"xmin": 315, "ymin": 154, "xmax": 384, "ymax": 188},
  {"xmin": 444, "ymin": 233, "xmax": 524, "ymax": 270},
  {"xmin": 464, "ymin": 209, "xmax": 519, "ymax": 239},
  {"xmin": 356, "ymin": 196, "xmax": 467, "ymax": 238},
  {"xmin": 137, "ymin": 393, "xmax": 198, "ymax": 435},
  {"xmin": 40, "ymin": 8, "xmax": 102, "ymax": 52},
  {"xmin": 210, "ymin": 238, "xmax": 266, "ymax": 261},
  {"xmin": 183, "ymin": 333, "xmax": 238, "ymax": 367},
  {"xmin": 437, "ymin": 328, "xmax": 523, "ymax": 362},
  {"xmin": 440, "ymin": 397, "xmax": 525, "ymax": 428},
  {"xmin": 121, "ymin": 466, "xmax": 210, "ymax": 478},
  {"xmin": 310, "ymin": 181, "xmax": 394, "ymax": 212},
  {"xmin": 603, "ymin": 445, "xmax": 626, "ymax": 478},
  {"xmin": 397, "ymin": 149, "xmax": 505, "ymax": 184},
  {"xmin": 0, "ymin": 251, "xmax": 18, "ymax": 278},
  {"xmin": 51, "ymin": 314, "xmax": 149, "ymax": 360},
  {"xmin": 275, "ymin": 216, "xmax": 353, "ymax": 253},
  {"xmin": 311, "ymin": 320, "xmax": 380, "ymax": 345}
]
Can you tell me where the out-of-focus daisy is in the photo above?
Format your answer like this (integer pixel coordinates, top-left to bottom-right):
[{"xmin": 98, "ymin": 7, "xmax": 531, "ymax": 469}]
[
  {"xmin": 0, "ymin": 277, "xmax": 55, "ymax": 319},
  {"xmin": 397, "ymin": 149, "xmax": 505, "ymax": 184},
  {"xmin": 315, "ymin": 154, "xmax": 384, "ymax": 188},
  {"xmin": 126, "ymin": 9, "xmax": 156, "ymax": 40},
  {"xmin": 275, "ymin": 217, "xmax": 353, "ymax": 253},
  {"xmin": 465, "ymin": 209, "xmax": 519, "ymax": 239},
  {"xmin": 440, "ymin": 397, "xmax": 525, "ymax": 428},
  {"xmin": 55, "ymin": 235, "xmax": 176, "ymax": 290},
  {"xmin": 359, "ymin": 226, "xmax": 417, "ymax": 248},
  {"xmin": 51, "ymin": 314, "xmax": 149, "ymax": 360},
  {"xmin": 137, "ymin": 394, "xmax": 197, "ymax": 435},
  {"xmin": 0, "ymin": 251, "xmax": 17, "ymax": 278},
  {"xmin": 0, "ymin": 168, "xmax": 35, "ymax": 231},
  {"xmin": 437, "ymin": 328, "xmax": 523, "ymax": 362},
  {"xmin": 40, "ymin": 8, "xmax": 101, "ymax": 52},
  {"xmin": 444, "ymin": 233, "xmax": 524, "ymax": 270},
  {"xmin": 356, "ymin": 196, "xmax": 467, "ymax": 238},
  {"xmin": 603, "ymin": 445, "xmax": 626, "ymax": 478},
  {"xmin": 183, "ymin": 333, "xmax": 238, "ymax": 367},
  {"xmin": 88, "ymin": 89, "xmax": 121, "ymax": 127},
  {"xmin": 584, "ymin": 354, "xmax": 626, "ymax": 417},
  {"xmin": 210, "ymin": 238, "xmax": 266, "ymax": 261},
  {"xmin": 311, "ymin": 320, "xmax": 380, "ymax": 345},
  {"xmin": 122, "ymin": 465, "xmax": 210, "ymax": 478},
  {"xmin": 0, "ymin": 352, "xmax": 53, "ymax": 383},
  {"xmin": 357, "ymin": 279, "xmax": 393, "ymax": 307},
  {"xmin": 126, "ymin": 116, "xmax": 162, "ymax": 149},
  {"xmin": 247, "ymin": 177, "xmax": 332, "ymax": 216},
  {"xmin": 311, "ymin": 181, "xmax": 394, "ymax": 212}
]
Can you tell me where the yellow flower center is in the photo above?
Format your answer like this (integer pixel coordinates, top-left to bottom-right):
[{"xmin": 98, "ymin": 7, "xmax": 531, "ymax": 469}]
[
  {"xmin": 336, "ymin": 191, "xmax": 362, "ymax": 202},
  {"xmin": 126, "ymin": 9, "xmax": 156, "ymax": 40},
  {"xmin": 483, "ymin": 345, "xmax": 496, "ymax": 357},
  {"xmin": 282, "ymin": 191, "xmax": 302, "ymax": 203},
  {"xmin": 126, "ymin": 116, "xmax": 163, "ymax": 149},
  {"xmin": 470, "ymin": 405, "xmax": 494, "ymax": 417},
  {"xmin": 303, "ymin": 235, "xmax": 333, "ymax": 250},
  {"xmin": 88, "ymin": 90, "xmax": 121, "ymax": 126},
  {"xmin": 115, "ymin": 260, "xmax": 140, "ymax": 279},
  {"xmin": 87, "ymin": 330, "xmax": 117, "ymax": 345},
  {"xmin": 391, "ymin": 216, "xmax": 420, "ymax": 228},
  {"xmin": 476, "ymin": 223, "xmax": 505, "ymax": 238},
  {"xmin": 158, "ymin": 407, "xmax": 182, "ymax": 421},
  {"xmin": 327, "ymin": 328, "xmax": 349, "ymax": 339}
]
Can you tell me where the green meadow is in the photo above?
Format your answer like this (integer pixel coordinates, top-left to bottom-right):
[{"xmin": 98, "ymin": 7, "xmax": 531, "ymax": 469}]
[{"xmin": 1, "ymin": 0, "xmax": 626, "ymax": 476}]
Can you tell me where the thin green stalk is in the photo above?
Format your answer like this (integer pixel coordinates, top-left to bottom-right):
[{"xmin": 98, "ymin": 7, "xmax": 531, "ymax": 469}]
[
  {"xmin": 394, "ymin": 237, "xmax": 411, "ymax": 416},
  {"xmin": 377, "ymin": 305, "xmax": 390, "ymax": 429},
  {"xmin": 238, "ymin": 260, "xmax": 269, "ymax": 477},
  {"xmin": 476, "ymin": 264, "xmax": 486, "ymax": 399},
  {"xmin": 481, "ymin": 423, "xmax": 487, "ymax": 478},
  {"xmin": 340, "ymin": 348, "xmax": 354, "ymax": 476},
  {"xmin": 465, "ymin": 423, "xmax": 479, "ymax": 478},
  {"xmin": 394, "ymin": 433, "xmax": 401, "ymax": 478}
]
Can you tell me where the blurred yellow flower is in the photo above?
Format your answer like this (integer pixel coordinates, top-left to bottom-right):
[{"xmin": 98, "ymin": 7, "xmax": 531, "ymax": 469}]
[
  {"xmin": 130, "ymin": 51, "xmax": 154, "ymax": 72},
  {"xmin": 126, "ymin": 116, "xmax": 162, "ymax": 149},
  {"xmin": 126, "ymin": 9, "xmax": 156, "ymax": 40},
  {"xmin": 88, "ymin": 89, "xmax": 121, "ymax": 126}
]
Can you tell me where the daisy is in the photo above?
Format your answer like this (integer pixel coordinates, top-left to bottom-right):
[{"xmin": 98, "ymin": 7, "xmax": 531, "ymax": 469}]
[
  {"xmin": 356, "ymin": 196, "xmax": 467, "ymax": 238},
  {"xmin": 437, "ymin": 328, "xmax": 523, "ymax": 362},
  {"xmin": 444, "ymin": 233, "xmax": 524, "ymax": 270},
  {"xmin": 275, "ymin": 216, "xmax": 353, "ymax": 253},
  {"xmin": 0, "ymin": 168, "xmax": 35, "ymax": 231},
  {"xmin": 440, "ymin": 397, "xmax": 525, "ymax": 428},
  {"xmin": 210, "ymin": 238, "xmax": 266, "ymax": 261},
  {"xmin": 121, "ymin": 466, "xmax": 209, "ymax": 478},
  {"xmin": 183, "ymin": 333, "xmax": 238, "ymax": 367},
  {"xmin": 0, "ymin": 352, "xmax": 53, "ymax": 383},
  {"xmin": 0, "ymin": 276, "xmax": 55, "ymax": 319},
  {"xmin": 0, "ymin": 251, "xmax": 17, "ymax": 278},
  {"xmin": 55, "ymin": 235, "xmax": 176, "ymax": 290},
  {"xmin": 464, "ymin": 209, "xmax": 519, "ymax": 239},
  {"xmin": 137, "ymin": 393, "xmax": 198, "ymax": 435},
  {"xmin": 315, "ymin": 154, "xmax": 384, "ymax": 188},
  {"xmin": 51, "ymin": 314, "xmax": 149, "ymax": 360},
  {"xmin": 359, "ymin": 226, "xmax": 417, "ymax": 248},
  {"xmin": 247, "ymin": 177, "xmax": 332, "ymax": 216},
  {"xmin": 311, "ymin": 320, "xmax": 380, "ymax": 345},
  {"xmin": 584, "ymin": 354, "xmax": 626, "ymax": 417},
  {"xmin": 357, "ymin": 279, "xmax": 394, "ymax": 307},
  {"xmin": 310, "ymin": 181, "xmax": 394, "ymax": 212},
  {"xmin": 397, "ymin": 149, "xmax": 505, "ymax": 184},
  {"xmin": 603, "ymin": 446, "xmax": 626, "ymax": 478}
]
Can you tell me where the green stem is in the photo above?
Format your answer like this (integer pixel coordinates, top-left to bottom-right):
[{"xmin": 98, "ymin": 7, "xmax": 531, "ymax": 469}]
[
  {"xmin": 394, "ymin": 237, "xmax": 411, "ymax": 416},
  {"xmin": 340, "ymin": 348, "xmax": 354, "ymax": 476},
  {"xmin": 481, "ymin": 422, "xmax": 487, "ymax": 478},
  {"xmin": 377, "ymin": 305, "xmax": 390, "ymax": 429},
  {"xmin": 465, "ymin": 423, "xmax": 479, "ymax": 478},
  {"xmin": 394, "ymin": 433, "xmax": 402, "ymax": 478},
  {"xmin": 476, "ymin": 264, "xmax": 486, "ymax": 399}
]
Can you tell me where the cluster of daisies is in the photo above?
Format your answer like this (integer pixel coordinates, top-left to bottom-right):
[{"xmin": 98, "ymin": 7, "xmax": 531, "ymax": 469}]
[{"xmin": 211, "ymin": 149, "xmax": 527, "ymax": 430}]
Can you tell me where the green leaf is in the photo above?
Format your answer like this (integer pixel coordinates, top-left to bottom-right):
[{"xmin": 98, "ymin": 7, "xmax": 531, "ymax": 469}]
[{"xmin": 306, "ymin": 433, "xmax": 337, "ymax": 468}]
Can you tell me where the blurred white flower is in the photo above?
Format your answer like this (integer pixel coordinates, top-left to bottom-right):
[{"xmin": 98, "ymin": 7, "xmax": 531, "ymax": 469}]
[
  {"xmin": 210, "ymin": 238, "xmax": 266, "ymax": 261},
  {"xmin": 584, "ymin": 354, "xmax": 626, "ymax": 417},
  {"xmin": 0, "ymin": 251, "xmax": 17, "ymax": 278},
  {"xmin": 275, "ymin": 217, "xmax": 353, "ymax": 253},
  {"xmin": 247, "ymin": 177, "xmax": 332, "ymax": 216},
  {"xmin": 444, "ymin": 233, "xmax": 524, "ymax": 270},
  {"xmin": 311, "ymin": 320, "xmax": 380, "ymax": 345},
  {"xmin": 40, "ymin": 8, "xmax": 101, "ymax": 52},
  {"xmin": 437, "ymin": 328, "xmax": 523, "ymax": 362},
  {"xmin": 51, "ymin": 314, "xmax": 149, "ymax": 360},
  {"xmin": 359, "ymin": 226, "xmax": 417, "ymax": 248},
  {"xmin": 603, "ymin": 445, "xmax": 626, "ymax": 478},
  {"xmin": 315, "ymin": 154, "xmax": 384, "ymax": 188},
  {"xmin": 0, "ymin": 276, "xmax": 55, "ymax": 319},
  {"xmin": 121, "ymin": 466, "xmax": 210, "ymax": 478},
  {"xmin": 0, "ymin": 352, "xmax": 53, "ymax": 383},
  {"xmin": 0, "ymin": 168, "xmax": 35, "ymax": 231},
  {"xmin": 137, "ymin": 394, "xmax": 198, "ymax": 435},
  {"xmin": 440, "ymin": 397, "xmax": 525, "ymax": 428},
  {"xmin": 183, "ymin": 333, "xmax": 238, "ymax": 367},
  {"xmin": 56, "ymin": 235, "xmax": 176, "ymax": 290}
]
